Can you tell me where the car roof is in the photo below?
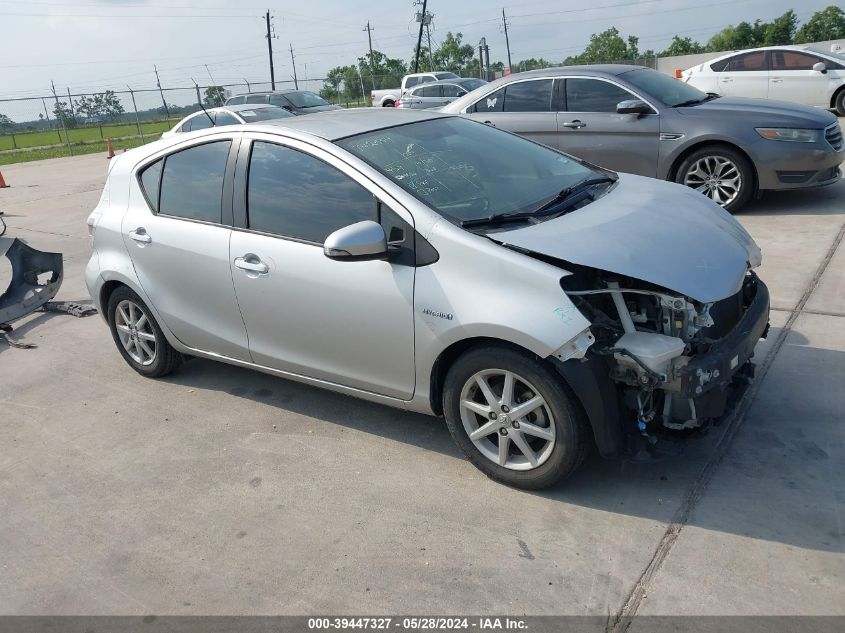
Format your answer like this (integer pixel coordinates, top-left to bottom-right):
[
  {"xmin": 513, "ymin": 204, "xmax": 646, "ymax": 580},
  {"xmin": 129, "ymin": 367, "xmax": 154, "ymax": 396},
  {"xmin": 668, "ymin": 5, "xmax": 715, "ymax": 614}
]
[
  {"xmin": 240, "ymin": 108, "xmax": 449, "ymax": 141},
  {"xmin": 707, "ymin": 44, "xmax": 833, "ymax": 60},
  {"xmin": 221, "ymin": 103, "xmax": 283, "ymax": 112}
]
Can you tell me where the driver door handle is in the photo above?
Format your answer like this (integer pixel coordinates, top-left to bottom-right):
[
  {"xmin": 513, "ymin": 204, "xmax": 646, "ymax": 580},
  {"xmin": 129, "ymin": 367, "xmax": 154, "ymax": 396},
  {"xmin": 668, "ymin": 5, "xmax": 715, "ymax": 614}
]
[
  {"xmin": 561, "ymin": 120, "xmax": 586, "ymax": 129},
  {"xmin": 128, "ymin": 228, "xmax": 151, "ymax": 244},
  {"xmin": 234, "ymin": 255, "xmax": 269, "ymax": 274}
]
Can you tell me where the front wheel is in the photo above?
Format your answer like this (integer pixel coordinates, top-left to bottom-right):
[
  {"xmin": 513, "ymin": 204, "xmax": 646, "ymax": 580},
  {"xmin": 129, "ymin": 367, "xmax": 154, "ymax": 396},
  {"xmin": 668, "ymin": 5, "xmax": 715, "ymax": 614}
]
[
  {"xmin": 835, "ymin": 90, "xmax": 845, "ymax": 117},
  {"xmin": 443, "ymin": 346, "xmax": 591, "ymax": 489},
  {"xmin": 675, "ymin": 146, "xmax": 754, "ymax": 212}
]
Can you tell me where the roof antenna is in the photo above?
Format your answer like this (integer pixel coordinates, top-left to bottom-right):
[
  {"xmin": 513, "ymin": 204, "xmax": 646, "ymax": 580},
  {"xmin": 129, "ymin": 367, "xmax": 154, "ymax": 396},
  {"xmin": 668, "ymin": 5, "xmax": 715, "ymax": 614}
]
[{"xmin": 192, "ymin": 78, "xmax": 216, "ymax": 127}]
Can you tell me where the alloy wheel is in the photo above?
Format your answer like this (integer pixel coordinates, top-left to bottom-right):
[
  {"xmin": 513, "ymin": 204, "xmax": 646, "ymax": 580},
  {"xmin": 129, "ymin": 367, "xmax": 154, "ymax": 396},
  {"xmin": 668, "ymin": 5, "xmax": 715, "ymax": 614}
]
[
  {"xmin": 459, "ymin": 369, "xmax": 556, "ymax": 471},
  {"xmin": 114, "ymin": 299, "xmax": 157, "ymax": 366},
  {"xmin": 683, "ymin": 155, "xmax": 742, "ymax": 207}
]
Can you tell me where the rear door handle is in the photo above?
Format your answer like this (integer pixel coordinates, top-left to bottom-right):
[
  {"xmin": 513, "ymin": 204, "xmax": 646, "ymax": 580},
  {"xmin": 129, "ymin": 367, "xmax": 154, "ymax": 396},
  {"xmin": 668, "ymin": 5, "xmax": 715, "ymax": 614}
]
[
  {"xmin": 128, "ymin": 228, "xmax": 151, "ymax": 244},
  {"xmin": 234, "ymin": 255, "xmax": 269, "ymax": 274},
  {"xmin": 770, "ymin": 78, "xmax": 783, "ymax": 83},
  {"xmin": 483, "ymin": 120, "xmax": 496, "ymax": 127},
  {"xmin": 561, "ymin": 120, "xmax": 586, "ymax": 129},
  {"xmin": 720, "ymin": 78, "xmax": 733, "ymax": 83}
]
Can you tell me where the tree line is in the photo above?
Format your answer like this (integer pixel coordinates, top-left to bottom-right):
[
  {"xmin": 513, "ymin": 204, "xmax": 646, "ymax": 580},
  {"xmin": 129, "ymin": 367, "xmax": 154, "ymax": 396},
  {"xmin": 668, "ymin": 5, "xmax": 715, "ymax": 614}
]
[{"xmin": 319, "ymin": 5, "xmax": 845, "ymax": 103}]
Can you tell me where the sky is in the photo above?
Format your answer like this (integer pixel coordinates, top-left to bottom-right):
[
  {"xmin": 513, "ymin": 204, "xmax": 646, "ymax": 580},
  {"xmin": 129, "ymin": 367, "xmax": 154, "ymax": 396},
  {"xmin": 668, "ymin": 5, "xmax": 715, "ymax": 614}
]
[{"xmin": 0, "ymin": 0, "xmax": 835, "ymax": 110}]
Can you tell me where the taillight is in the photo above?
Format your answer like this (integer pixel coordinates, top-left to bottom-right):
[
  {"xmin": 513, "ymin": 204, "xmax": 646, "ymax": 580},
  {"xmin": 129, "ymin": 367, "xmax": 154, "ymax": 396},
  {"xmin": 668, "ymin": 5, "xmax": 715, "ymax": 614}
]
[{"xmin": 394, "ymin": 100, "xmax": 401, "ymax": 108}]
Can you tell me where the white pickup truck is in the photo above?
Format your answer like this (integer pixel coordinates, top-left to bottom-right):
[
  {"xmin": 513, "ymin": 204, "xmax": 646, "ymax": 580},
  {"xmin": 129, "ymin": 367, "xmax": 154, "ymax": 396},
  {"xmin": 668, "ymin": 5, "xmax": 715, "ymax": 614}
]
[{"xmin": 370, "ymin": 71, "xmax": 460, "ymax": 107}]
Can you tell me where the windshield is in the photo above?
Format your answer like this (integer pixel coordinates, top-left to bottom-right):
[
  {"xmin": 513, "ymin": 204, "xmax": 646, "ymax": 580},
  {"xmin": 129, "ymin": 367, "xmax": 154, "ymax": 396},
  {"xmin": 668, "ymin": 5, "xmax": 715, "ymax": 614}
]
[
  {"xmin": 238, "ymin": 107, "xmax": 295, "ymax": 121},
  {"xmin": 337, "ymin": 117, "xmax": 600, "ymax": 225},
  {"xmin": 284, "ymin": 91, "xmax": 330, "ymax": 108},
  {"xmin": 621, "ymin": 68, "xmax": 710, "ymax": 107},
  {"xmin": 809, "ymin": 48, "xmax": 845, "ymax": 63}
]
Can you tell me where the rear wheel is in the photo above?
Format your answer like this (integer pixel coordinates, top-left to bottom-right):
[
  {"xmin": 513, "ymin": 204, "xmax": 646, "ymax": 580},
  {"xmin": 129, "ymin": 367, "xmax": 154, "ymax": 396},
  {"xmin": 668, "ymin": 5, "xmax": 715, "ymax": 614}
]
[
  {"xmin": 443, "ymin": 346, "xmax": 590, "ymax": 489},
  {"xmin": 382, "ymin": 100, "xmax": 395, "ymax": 108},
  {"xmin": 675, "ymin": 145, "xmax": 753, "ymax": 212},
  {"xmin": 107, "ymin": 286, "xmax": 182, "ymax": 378}
]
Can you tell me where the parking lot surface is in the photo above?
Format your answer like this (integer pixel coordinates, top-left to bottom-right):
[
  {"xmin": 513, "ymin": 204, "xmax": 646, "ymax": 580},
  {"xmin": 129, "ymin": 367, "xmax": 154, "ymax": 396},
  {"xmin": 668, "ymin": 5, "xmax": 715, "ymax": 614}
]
[{"xmin": 0, "ymin": 144, "xmax": 843, "ymax": 617}]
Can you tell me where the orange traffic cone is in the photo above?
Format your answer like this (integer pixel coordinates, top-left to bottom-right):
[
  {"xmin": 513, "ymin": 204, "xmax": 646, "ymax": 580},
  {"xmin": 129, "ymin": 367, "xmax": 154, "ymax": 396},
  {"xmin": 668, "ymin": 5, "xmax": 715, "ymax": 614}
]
[
  {"xmin": 106, "ymin": 138, "xmax": 115, "ymax": 159},
  {"xmin": 0, "ymin": 170, "xmax": 9, "ymax": 188}
]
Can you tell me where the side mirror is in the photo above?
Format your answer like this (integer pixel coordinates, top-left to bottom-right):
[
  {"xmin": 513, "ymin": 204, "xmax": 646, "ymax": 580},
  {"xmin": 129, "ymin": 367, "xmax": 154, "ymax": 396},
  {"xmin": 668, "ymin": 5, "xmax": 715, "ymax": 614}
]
[
  {"xmin": 323, "ymin": 220, "xmax": 388, "ymax": 261},
  {"xmin": 617, "ymin": 99, "xmax": 653, "ymax": 115},
  {"xmin": 812, "ymin": 61, "xmax": 827, "ymax": 74}
]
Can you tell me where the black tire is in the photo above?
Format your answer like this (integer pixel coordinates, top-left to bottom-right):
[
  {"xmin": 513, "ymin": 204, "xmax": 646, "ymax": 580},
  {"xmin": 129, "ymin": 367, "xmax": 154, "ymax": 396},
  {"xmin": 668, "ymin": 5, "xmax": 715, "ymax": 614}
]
[
  {"xmin": 443, "ymin": 345, "xmax": 591, "ymax": 489},
  {"xmin": 107, "ymin": 286, "xmax": 182, "ymax": 378},
  {"xmin": 382, "ymin": 100, "xmax": 395, "ymax": 108},
  {"xmin": 835, "ymin": 90, "xmax": 845, "ymax": 117},
  {"xmin": 674, "ymin": 145, "xmax": 754, "ymax": 213}
]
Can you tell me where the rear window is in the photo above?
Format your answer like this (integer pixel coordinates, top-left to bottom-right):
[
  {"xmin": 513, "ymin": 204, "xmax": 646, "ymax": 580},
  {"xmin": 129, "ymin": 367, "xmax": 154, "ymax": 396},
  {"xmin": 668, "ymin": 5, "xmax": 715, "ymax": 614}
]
[
  {"xmin": 283, "ymin": 91, "xmax": 330, "ymax": 108},
  {"xmin": 246, "ymin": 94, "xmax": 268, "ymax": 104},
  {"xmin": 238, "ymin": 107, "xmax": 295, "ymax": 121},
  {"xmin": 158, "ymin": 141, "xmax": 231, "ymax": 223}
]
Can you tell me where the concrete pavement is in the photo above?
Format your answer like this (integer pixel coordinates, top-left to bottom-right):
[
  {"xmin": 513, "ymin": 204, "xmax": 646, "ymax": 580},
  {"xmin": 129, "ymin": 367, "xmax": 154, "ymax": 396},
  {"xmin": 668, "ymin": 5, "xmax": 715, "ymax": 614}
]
[{"xmin": 0, "ymin": 149, "xmax": 842, "ymax": 617}]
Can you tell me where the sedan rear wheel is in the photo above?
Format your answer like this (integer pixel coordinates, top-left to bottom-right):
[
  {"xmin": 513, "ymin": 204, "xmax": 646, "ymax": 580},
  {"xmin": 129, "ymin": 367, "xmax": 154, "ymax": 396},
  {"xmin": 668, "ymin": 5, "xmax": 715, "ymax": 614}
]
[
  {"xmin": 676, "ymin": 146, "xmax": 753, "ymax": 212},
  {"xmin": 443, "ymin": 346, "xmax": 591, "ymax": 489}
]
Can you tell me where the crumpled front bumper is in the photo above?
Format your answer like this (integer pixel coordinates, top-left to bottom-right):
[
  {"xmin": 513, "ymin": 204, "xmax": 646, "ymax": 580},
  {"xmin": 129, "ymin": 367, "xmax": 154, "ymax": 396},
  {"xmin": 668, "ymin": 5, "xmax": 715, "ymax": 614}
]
[{"xmin": 675, "ymin": 275, "xmax": 770, "ymax": 401}]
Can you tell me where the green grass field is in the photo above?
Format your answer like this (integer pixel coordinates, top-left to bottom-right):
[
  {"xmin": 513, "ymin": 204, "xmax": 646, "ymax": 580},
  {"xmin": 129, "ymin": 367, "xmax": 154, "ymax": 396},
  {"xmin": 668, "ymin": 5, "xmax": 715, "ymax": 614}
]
[
  {"xmin": 0, "ymin": 134, "xmax": 156, "ymax": 166},
  {"xmin": 0, "ymin": 119, "xmax": 175, "ymax": 152}
]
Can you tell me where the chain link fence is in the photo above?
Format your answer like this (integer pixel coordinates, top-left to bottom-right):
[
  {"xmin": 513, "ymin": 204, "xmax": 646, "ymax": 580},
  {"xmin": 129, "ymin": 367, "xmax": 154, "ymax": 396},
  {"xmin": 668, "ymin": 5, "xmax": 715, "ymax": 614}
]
[{"xmin": 0, "ymin": 78, "xmax": 325, "ymax": 164}]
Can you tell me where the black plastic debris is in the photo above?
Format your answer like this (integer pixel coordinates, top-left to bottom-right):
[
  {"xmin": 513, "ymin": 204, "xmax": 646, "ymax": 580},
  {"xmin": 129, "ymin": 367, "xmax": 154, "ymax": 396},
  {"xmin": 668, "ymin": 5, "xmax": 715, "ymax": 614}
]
[{"xmin": 0, "ymin": 237, "xmax": 64, "ymax": 326}]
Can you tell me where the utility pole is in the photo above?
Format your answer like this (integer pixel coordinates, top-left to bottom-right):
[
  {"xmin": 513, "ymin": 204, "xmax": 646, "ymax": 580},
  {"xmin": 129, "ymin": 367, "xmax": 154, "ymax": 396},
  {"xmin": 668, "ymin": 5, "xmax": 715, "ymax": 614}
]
[
  {"xmin": 502, "ymin": 8, "xmax": 512, "ymax": 73},
  {"xmin": 363, "ymin": 21, "xmax": 376, "ymax": 91},
  {"xmin": 51, "ymin": 80, "xmax": 72, "ymax": 156},
  {"xmin": 266, "ymin": 10, "xmax": 276, "ymax": 90},
  {"xmin": 154, "ymin": 65, "xmax": 169, "ymax": 118},
  {"xmin": 478, "ymin": 38, "xmax": 485, "ymax": 80},
  {"xmin": 426, "ymin": 21, "xmax": 433, "ymax": 69},
  {"xmin": 289, "ymin": 44, "xmax": 299, "ymax": 89},
  {"xmin": 413, "ymin": 0, "xmax": 427, "ymax": 73}
]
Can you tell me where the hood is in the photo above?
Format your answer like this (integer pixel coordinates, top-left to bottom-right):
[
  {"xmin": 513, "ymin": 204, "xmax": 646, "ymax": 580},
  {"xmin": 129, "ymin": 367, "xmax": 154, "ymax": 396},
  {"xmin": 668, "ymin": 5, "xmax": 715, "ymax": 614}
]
[
  {"xmin": 675, "ymin": 96, "xmax": 837, "ymax": 128},
  {"xmin": 495, "ymin": 173, "xmax": 761, "ymax": 303},
  {"xmin": 295, "ymin": 104, "xmax": 342, "ymax": 114}
]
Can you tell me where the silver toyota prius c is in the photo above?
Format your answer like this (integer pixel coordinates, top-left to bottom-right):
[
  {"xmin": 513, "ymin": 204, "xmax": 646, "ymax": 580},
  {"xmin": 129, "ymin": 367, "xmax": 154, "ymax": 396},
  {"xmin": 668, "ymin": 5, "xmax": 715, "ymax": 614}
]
[{"xmin": 86, "ymin": 109, "xmax": 770, "ymax": 489}]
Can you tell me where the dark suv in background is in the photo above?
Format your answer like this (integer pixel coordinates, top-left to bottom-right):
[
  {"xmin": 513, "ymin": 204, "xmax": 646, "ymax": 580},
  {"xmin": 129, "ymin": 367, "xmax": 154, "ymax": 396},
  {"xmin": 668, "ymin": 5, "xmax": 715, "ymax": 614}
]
[{"xmin": 225, "ymin": 89, "xmax": 341, "ymax": 115}]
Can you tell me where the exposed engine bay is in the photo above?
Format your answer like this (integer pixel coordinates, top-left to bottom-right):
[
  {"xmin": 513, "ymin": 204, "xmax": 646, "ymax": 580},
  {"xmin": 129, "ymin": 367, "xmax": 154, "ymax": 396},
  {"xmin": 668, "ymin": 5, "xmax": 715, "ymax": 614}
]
[{"xmin": 557, "ymin": 263, "xmax": 770, "ymax": 449}]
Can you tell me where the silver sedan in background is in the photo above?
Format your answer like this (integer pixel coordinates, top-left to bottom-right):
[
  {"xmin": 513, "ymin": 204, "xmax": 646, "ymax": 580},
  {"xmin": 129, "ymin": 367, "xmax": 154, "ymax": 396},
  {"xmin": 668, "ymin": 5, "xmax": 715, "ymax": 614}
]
[
  {"xmin": 161, "ymin": 104, "xmax": 295, "ymax": 138},
  {"xmin": 442, "ymin": 65, "xmax": 843, "ymax": 211},
  {"xmin": 396, "ymin": 78, "xmax": 488, "ymax": 109}
]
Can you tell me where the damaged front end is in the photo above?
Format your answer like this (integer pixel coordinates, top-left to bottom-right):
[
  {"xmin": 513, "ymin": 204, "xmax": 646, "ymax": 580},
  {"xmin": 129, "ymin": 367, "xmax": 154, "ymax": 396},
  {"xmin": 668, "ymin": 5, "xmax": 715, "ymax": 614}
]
[
  {"xmin": 558, "ymin": 264, "xmax": 769, "ymax": 454},
  {"xmin": 0, "ymin": 237, "xmax": 64, "ymax": 326}
]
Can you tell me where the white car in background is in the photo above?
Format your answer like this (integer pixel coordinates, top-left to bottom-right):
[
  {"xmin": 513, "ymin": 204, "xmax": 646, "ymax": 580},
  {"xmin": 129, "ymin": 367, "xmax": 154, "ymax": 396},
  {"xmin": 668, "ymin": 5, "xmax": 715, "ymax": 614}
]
[
  {"xmin": 161, "ymin": 104, "xmax": 294, "ymax": 138},
  {"xmin": 682, "ymin": 46, "xmax": 845, "ymax": 115}
]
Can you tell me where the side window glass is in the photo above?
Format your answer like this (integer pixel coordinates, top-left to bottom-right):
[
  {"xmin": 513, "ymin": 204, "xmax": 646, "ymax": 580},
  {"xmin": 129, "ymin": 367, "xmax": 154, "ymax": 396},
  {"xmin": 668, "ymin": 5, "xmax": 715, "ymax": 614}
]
[
  {"xmin": 420, "ymin": 85, "xmax": 442, "ymax": 97},
  {"xmin": 503, "ymin": 79, "xmax": 553, "ymax": 112},
  {"xmin": 189, "ymin": 113, "xmax": 214, "ymax": 131},
  {"xmin": 215, "ymin": 112, "xmax": 240, "ymax": 126},
  {"xmin": 566, "ymin": 78, "xmax": 634, "ymax": 113},
  {"xmin": 726, "ymin": 51, "xmax": 767, "ymax": 71},
  {"xmin": 710, "ymin": 57, "xmax": 733, "ymax": 72},
  {"xmin": 246, "ymin": 94, "xmax": 267, "ymax": 104},
  {"xmin": 247, "ymin": 141, "xmax": 376, "ymax": 243},
  {"xmin": 269, "ymin": 95, "xmax": 291, "ymax": 108},
  {"xmin": 139, "ymin": 158, "xmax": 163, "ymax": 212},
  {"xmin": 441, "ymin": 84, "xmax": 463, "ymax": 98},
  {"xmin": 772, "ymin": 51, "xmax": 819, "ymax": 71},
  {"xmin": 179, "ymin": 118, "xmax": 194, "ymax": 132},
  {"xmin": 159, "ymin": 141, "xmax": 231, "ymax": 223},
  {"xmin": 473, "ymin": 87, "xmax": 505, "ymax": 112},
  {"xmin": 228, "ymin": 96, "xmax": 246, "ymax": 105}
]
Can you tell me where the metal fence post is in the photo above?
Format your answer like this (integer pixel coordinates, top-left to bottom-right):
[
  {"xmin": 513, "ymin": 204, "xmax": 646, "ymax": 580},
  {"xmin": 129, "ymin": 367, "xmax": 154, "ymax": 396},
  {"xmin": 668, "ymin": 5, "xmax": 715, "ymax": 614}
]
[
  {"xmin": 127, "ymin": 86, "xmax": 144, "ymax": 140},
  {"xmin": 50, "ymin": 81, "xmax": 73, "ymax": 157}
]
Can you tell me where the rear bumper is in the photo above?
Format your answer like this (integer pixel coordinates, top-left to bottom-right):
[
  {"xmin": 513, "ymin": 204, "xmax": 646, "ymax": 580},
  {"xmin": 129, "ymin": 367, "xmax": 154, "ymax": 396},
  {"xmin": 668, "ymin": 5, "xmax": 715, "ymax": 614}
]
[{"xmin": 676, "ymin": 276, "xmax": 770, "ymax": 400}]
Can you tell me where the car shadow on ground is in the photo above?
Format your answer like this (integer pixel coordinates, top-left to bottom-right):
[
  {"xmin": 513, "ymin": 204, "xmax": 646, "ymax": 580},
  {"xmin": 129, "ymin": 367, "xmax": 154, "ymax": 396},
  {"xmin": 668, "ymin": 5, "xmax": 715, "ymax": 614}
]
[
  {"xmin": 159, "ymin": 323, "xmax": 842, "ymax": 554},
  {"xmin": 738, "ymin": 183, "xmax": 845, "ymax": 216}
]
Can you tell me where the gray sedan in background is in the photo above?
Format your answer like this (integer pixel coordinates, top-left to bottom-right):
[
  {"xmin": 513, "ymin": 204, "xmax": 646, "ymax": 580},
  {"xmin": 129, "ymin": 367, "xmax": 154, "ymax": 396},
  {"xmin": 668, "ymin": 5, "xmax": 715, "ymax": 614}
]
[
  {"xmin": 442, "ymin": 65, "xmax": 843, "ymax": 211},
  {"xmin": 396, "ymin": 78, "xmax": 488, "ymax": 109}
]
